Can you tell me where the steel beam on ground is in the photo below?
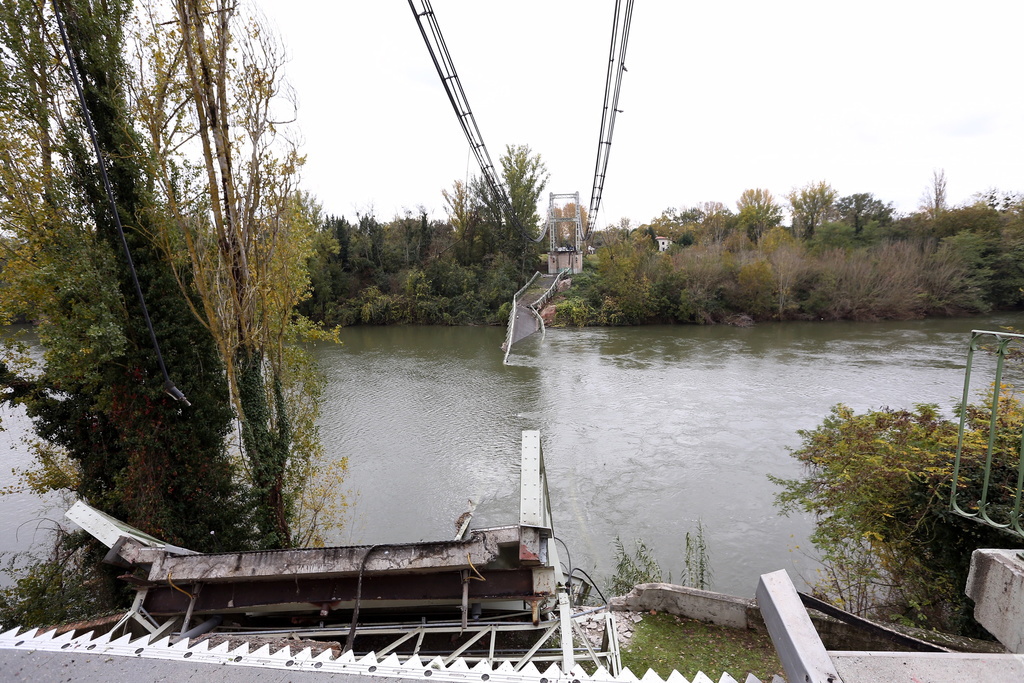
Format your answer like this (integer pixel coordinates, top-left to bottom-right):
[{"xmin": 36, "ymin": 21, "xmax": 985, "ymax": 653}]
[{"xmin": 757, "ymin": 569, "xmax": 843, "ymax": 683}]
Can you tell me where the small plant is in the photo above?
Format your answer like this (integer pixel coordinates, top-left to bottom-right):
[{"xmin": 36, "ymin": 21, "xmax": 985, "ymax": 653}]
[
  {"xmin": 609, "ymin": 537, "xmax": 663, "ymax": 596},
  {"xmin": 680, "ymin": 519, "xmax": 713, "ymax": 591},
  {"xmin": 609, "ymin": 525, "xmax": 714, "ymax": 596}
]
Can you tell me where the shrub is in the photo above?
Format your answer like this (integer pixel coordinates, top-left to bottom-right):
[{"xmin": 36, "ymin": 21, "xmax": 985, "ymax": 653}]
[{"xmin": 772, "ymin": 396, "xmax": 1024, "ymax": 634}]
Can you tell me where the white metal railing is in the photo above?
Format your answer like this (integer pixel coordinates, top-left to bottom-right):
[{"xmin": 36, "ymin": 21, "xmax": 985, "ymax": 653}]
[
  {"xmin": 502, "ymin": 270, "xmax": 572, "ymax": 365},
  {"xmin": 526, "ymin": 268, "xmax": 571, "ymax": 343},
  {"xmin": 502, "ymin": 271, "xmax": 542, "ymax": 364}
]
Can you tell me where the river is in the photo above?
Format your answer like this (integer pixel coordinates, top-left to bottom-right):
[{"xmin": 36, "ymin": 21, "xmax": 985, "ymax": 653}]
[{"xmin": 3, "ymin": 312, "xmax": 1024, "ymax": 597}]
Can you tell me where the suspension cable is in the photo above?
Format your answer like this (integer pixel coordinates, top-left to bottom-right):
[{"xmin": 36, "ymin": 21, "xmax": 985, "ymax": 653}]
[
  {"xmin": 586, "ymin": 0, "xmax": 634, "ymax": 240},
  {"xmin": 52, "ymin": 0, "xmax": 189, "ymax": 405},
  {"xmin": 408, "ymin": 0, "xmax": 547, "ymax": 244}
]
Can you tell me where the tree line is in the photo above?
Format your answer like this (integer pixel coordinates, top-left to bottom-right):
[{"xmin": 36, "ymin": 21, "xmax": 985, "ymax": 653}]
[
  {"xmin": 553, "ymin": 178, "xmax": 1024, "ymax": 326},
  {"xmin": 298, "ymin": 145, "xmax": 551, "ymax": 327},
  {"xmin": 297, "ymin": 172, "xmax": 1024, "ymax": 330}
]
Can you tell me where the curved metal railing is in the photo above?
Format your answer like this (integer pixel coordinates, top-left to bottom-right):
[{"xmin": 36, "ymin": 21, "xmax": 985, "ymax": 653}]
[
  {"xmin": 949, "ymin": 329, "xmax": 1024, "ymax": 538},
  {"xmin": 526, "ymin": 268, "xmax": 571, "ymax": 340}
]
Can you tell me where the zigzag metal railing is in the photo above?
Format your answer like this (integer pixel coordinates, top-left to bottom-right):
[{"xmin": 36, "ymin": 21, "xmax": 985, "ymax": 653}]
[
  {"xmin": 0, "ymin": 623, "xmax": 763, "ymax": 683},
  {"xmin": 949, "ymin": 329, "xmax": 1024, "ymax": 538}
]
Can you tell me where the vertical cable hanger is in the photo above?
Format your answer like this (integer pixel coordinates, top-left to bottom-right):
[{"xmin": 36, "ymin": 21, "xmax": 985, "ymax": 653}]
[{"xmin": 51, "ymin": 0, "xmax": 190, "ymax": 406}]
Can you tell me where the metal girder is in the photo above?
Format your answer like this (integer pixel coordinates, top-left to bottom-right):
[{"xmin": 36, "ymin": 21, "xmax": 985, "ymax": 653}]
[
  {"xmin": 547, "ymin": 192, "xmax": 583, "ymax": 253},
  {"xmin": 64, "ymin": 432, "xmax": 609, "ymax": 673},
  {"xmin": 519, "ymin": 431, "xmax": 553, "ymax": 533},
  {"xmin": 142, "ymin": 567, "xmax": 549, "ymax": 615}
]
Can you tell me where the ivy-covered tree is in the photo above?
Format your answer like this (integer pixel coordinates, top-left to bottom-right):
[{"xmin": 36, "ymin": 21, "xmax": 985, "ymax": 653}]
[
  {"xmin": 135, "ymin": 0, "xmax": 336, "ymax": 549},
  {"xmin": 0, "ymin": 0, "xmax": 246, "ymax": 550}
]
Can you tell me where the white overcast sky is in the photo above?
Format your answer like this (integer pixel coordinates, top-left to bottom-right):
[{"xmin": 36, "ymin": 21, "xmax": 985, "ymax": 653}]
[{"xmin": 257, "ymin": 1, "xmax": 1024, "ymax": 228}]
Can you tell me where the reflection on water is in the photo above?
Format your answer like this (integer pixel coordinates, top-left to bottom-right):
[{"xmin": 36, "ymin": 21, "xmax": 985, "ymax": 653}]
[{"xmin": 4, "ymin": 313, "xmax": 1024, "ymax": 595}]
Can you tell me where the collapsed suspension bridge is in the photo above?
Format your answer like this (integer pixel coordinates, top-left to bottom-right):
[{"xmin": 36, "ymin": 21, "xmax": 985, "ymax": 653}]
[{"xmin": 408, "ymin": 0, "xmax": 635, "ymax": 360}]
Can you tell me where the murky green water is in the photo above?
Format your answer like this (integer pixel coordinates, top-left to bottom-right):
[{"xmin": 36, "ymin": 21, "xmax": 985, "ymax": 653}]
[
  {"xmin": 4, "ymin": 312, "xmax": 1024, "ymax": 595},
  {"xmin": 313, "ymin": 312, "xmax": 1024, "ymax": 596}
]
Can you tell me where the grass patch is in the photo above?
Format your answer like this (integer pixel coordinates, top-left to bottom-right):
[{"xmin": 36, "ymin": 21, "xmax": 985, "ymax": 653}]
[{"xmin": 620, "ymin": 612, "xmax": 783, "ymax": 682}]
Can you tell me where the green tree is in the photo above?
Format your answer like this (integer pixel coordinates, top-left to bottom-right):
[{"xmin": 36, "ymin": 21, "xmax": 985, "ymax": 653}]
[
  {"xmin": 0, "ymin": 0, "xmax": 268, "ymax": 629},
  {"xmin": 473, "ymin": 143, "xmax": 548, "ymax": 271},
  {"xmin": 736, "ymin": 188, "xmax": 782, "ymax": 243},
  {"xmin": 135, "ymin": 0, "xmax": 335, "ymax": 548},
  {"xmin": 501, "ymin": 143, "xmax": 549, "ymax": 238},
  {"xmin": 835, "ymin": 192, "xmax": 894, "ymax": 236},
  {"xmin": 788, "ymin": 181, "xmax": 837, "ymax": 240},
  {"xmin": 0, "ymin": 0, "xmax": 245, "ymax": 549}
]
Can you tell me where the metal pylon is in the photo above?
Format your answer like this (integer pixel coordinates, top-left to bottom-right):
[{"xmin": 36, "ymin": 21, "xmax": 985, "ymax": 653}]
[{"xmin": 547, "ymin": 192, "xmax": 583, "ymax": 253}]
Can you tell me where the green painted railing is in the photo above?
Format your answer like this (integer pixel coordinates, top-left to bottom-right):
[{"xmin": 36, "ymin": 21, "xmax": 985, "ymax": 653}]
[{"xmin": 949, "ymin": 329, "xmax": 1024, "ymax": 538}]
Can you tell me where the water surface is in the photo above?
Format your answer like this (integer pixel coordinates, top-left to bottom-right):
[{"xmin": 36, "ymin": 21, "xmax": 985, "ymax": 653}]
[{"xmin": 4, "ymin": 313, "xmax": 1023, "ymax": 596}]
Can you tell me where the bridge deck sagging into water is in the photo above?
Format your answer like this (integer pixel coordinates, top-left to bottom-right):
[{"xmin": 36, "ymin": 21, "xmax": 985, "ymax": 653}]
[{"xmin": 502, "ymin": 271, "xmax": 569, "ymax": 363}]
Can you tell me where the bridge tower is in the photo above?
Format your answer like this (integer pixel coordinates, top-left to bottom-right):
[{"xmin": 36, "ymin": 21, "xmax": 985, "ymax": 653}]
[{"xmin": 546, "ymin": 192, "xmax": 584, "ymax": 274}]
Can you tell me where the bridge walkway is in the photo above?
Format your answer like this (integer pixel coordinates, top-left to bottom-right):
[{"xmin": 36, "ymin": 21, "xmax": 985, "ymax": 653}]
[{"xmin": 507, "ymin": 274, "xmax": 557, "ymax": 348}]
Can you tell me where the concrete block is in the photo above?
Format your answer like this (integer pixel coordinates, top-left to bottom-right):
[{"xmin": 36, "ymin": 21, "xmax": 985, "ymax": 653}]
[
  {"xmin": 965, "ymin": 548, "xmax": 1024, "ymax": 653},
  {"xmin": 609, "ymin": 583, "xmax": 755, "ymax": 629}
]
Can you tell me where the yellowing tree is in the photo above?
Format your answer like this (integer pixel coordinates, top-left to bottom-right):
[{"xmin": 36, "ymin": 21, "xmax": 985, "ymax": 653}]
[
  {"xmin": 130, "ymin": 0, "xmax": 339, "ymax": 548},
  {"xmin": 736, "ymin": 188, "xmax": 782, "ymax": 243},
  {"xmin": 788, "ymin": 180, "xmax": 837, "ymax": 240}
]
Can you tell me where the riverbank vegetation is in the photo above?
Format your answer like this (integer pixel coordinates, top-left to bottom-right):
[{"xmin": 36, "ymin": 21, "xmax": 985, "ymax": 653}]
[
  {"xmin": 609, "ymin": 522, "xmax": 713, "ymax": 596},
  {"xmin": 772, "ymin": 391, "xmax": 1024, "ymax": 637},
  {"xmin": 0, "ymin": 0, "xmax": 343, "ymax": 628},
  {"xmin": 297, "ymin": 176, "xmax": 1024, "ymax": 329},
  {"xmin": 552, "ymin": 185, "xmax": 1024, "ymax": 326}
]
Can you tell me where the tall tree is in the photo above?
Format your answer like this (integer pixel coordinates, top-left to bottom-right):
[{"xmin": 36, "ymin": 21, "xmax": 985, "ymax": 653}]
[
  {"xmin": 0, "ymin": 0, "xmax": 245, "ymax": 549},
  {"xmin": 134, "ymin": 0, "xmax": 327, "ymax": 548},
  {"xmin": 469, "ymin": 144, "xmax": 548, "ymax": 271},
  {"xmin": 788, "ymin": 180, "xmax": 837, "ymax": 240},
  {"xmin": 500, "ymin": 143, "xmax": 549, "ymax": 238},
  {"xmin": 736, "ymin": 188, "xmax": 782, "ymax": 243},
  {"xmin": 919, "ymin": 169, "xmax": 948, "ymax": 220},
  {"xmin": 835, "ymin": 193, "xmax": 894, "ymax": 236}
]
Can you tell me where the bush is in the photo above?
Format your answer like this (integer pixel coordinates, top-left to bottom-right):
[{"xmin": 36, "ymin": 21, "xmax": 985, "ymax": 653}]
[{"xmin": 772, "ymin": 396, "xmax": 1024, "ymax": 634}]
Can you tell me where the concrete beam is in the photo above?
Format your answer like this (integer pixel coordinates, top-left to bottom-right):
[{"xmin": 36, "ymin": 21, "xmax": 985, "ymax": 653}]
[
  {"xmin": 133, "ymin": 527, "xmax": 521, "ymax": 584},
  {"xmin": 965, "ymin": 548, "xmax": 1024, "ymax": 653},
  {"xmin": 756, "ymin": 569, "xmax": 842, "ymax": 683},
  {"xmin": 830, "ymin": 651, "xmax": 1024, "ymax": 681},
  {"xmin": 610, "ymin": 583, "xmax": 756, "ymax": 630}
]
